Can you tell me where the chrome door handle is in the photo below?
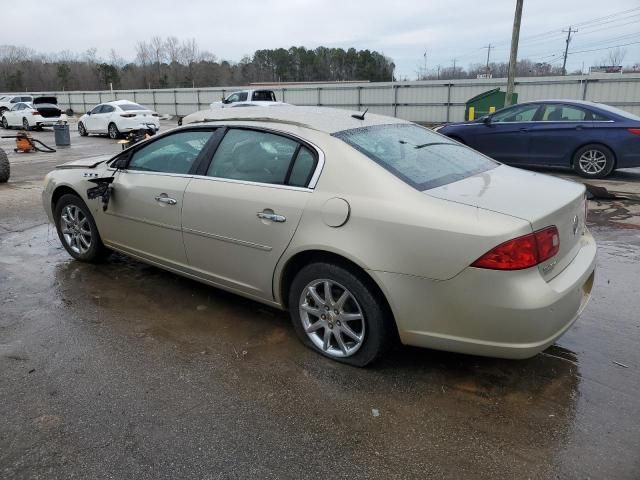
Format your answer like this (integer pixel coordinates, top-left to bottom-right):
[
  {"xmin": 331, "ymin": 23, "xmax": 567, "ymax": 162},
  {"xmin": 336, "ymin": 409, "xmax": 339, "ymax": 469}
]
[
  {"xmin": 257, "ymin": 211, "xmax": 286, "ymax": 222},
  {"xmin": 155, "ymin": 194, "xmax": 177, "ymax": 205}
]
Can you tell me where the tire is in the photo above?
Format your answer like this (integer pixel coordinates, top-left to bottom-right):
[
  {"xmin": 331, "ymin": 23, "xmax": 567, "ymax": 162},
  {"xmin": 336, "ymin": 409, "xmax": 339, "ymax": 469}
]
[
  {"xmin": 108, "ymin": 122, "xmax": 120, "ymax": 139},
  {"xmin": 573, "ymin": 144, "xmax": 615, "ymax": 178},
  {"xmin": 78, "ymin": 122, "xmax": 88, "ymax": 137},
  {"xmin": 1, "ymin": 117, "xmax": 8, "ymax": 129},
  {"xmin": 0, "ymin": 148, "xmax": 10, "ymax": 183},
  {"xmin": 54, "ymin": 194, "xmax": 109, "ymax": 263},
  {"xmin": 288, "ymin": 262, "xmax": 393, "ymax": 367},
  {"xmin": 22, "ymin": 117, "xmax": 31, "ymax": 131}
]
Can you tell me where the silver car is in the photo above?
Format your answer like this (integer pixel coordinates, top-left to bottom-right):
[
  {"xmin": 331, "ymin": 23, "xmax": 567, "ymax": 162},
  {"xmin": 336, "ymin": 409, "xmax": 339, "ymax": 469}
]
[{"xmin": 42, "ymin": 107, "xmax": 596, "ymax": 366}]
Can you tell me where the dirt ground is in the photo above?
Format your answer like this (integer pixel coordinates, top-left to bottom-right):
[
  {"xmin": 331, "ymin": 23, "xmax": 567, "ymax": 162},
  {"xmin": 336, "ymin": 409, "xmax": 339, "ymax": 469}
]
[{"xmin": 1, "ymin": 121, "xmax": 639, "ymax": 479}]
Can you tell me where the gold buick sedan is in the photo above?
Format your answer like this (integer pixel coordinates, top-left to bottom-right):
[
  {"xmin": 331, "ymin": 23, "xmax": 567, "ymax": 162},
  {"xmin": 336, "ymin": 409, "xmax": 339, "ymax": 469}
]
[{"xmin": 42, "ymin": 107, "xmax": 596, "ymax": 366}]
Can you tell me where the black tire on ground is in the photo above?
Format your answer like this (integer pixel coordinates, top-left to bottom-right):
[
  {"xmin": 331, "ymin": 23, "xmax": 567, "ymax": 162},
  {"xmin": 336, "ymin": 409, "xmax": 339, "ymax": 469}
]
[
  {"xmin": 0, "ymin": 148, "xmax": 10, "ymax": 183},
  {"xmin": 288, "ymin": 262, "xmax": 394, "ymax": 367},
  {"xmin": 573, "ymin": 143, "xmax": 615, "ymax": 179},
  {"xmin": 54, "ymin": 193, "xmax": 109, "ymax": 263},
  {"xmin": 22, "ymin": 117, "xmax": 31, "ymax": 131},
  {"xmin": 78, "ymin": 122, "xmax": 88, "ymax": 136},
  {"xmin": 108, "ymin": 122, "xmax": 120, "ymax": 139}
]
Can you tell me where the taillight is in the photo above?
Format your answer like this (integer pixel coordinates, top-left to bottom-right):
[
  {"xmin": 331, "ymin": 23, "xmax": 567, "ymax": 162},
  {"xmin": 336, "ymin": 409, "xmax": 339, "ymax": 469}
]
[
  {"xmin": 120, "ymin": 113, "xmax": 136, "ymax": 118},
  {"xmin": 471, "ymin": 226, "xmax": 560, "ymax": 270},
  {"xmin": 152, "ymin": 113, "xmax": 159, "ymax": 117},
  {"xmin": 628, "ymin": 128, "xmax": 640, "ymax": 136},
  {"xmin": 31, "ymin": 111, "xmax": 39, "ymax": 115}
]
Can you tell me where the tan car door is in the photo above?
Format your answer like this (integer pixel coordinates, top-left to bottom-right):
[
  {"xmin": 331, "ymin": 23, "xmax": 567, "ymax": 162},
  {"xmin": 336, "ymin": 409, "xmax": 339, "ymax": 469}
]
[
  {"xmin": 182, "ymin": 128, "xmax": 320, "ymax": 300},
  {"xmin": 99, "ymin": 129, "xmax": 216, "ymax": 268}
]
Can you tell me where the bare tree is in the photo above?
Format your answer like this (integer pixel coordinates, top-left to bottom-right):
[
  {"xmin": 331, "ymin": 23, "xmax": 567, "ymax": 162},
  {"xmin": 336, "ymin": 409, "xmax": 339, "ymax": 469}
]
[{"xmin": 607, "ymin": 47, "xmax": 627, "ymax": 66}]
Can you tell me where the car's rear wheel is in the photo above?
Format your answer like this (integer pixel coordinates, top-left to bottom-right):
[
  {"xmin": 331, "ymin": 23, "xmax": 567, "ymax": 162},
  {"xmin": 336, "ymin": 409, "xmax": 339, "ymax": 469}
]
[
  {"xmin": 573, "ymin": 144, "xmax": 615, "ymax": 178},
  {"xmin": 22, "ymin": 118, "xmax": 30, "ymax": 131},
  {"xmin": 78, "ymin": 122, "xmax": 88, "ymax": 136},
  {"xmin": 108, "ymin": 122, "xmax": 120, "ymax": 139},
  {"xmin": 54, "ymin": 194, "xmax": 108, "ymax": 263},
  {"xmin": 289, "ymin": 262, "xmax": 392, "ymax": 366},
  {"xmin": 1, "ymin": 117, "xmax": 8, "ymax": 129}
]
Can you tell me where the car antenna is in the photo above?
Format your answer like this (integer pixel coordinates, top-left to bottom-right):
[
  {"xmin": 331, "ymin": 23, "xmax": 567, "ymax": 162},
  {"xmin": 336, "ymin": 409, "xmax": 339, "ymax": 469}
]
[{"xmin": 351, "ymin": 108, "xmax": 368, "ymax": 120}]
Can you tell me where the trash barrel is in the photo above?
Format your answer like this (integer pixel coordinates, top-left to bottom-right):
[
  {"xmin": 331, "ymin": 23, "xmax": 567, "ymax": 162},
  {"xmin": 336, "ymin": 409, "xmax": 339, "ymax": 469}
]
[{"xmin": 53, "ymin": 123, "xmax": 71, "ymax": 146}]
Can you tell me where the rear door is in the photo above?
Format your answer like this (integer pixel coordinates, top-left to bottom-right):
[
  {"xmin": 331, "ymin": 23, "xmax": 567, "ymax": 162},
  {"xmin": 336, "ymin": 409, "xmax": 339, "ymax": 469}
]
[
  {"xmin": 99, "ymin": 128, "xmax": 216, "ymax": 268},
  {"xmin": 526, "ymin": 103, "xmax": 594, "ymax": 166},
  {"xmin": 182, "ymin": 127, "xmax": 319, "ymax": 299},
  {"xmin": 467, "ymin": 103, "xmax": 541, "ymax": 164}
]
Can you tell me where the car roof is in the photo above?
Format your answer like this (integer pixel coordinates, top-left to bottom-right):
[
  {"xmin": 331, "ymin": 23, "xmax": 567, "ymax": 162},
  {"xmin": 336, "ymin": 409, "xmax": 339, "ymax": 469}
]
[
  {"xmin": 105, "ymin": 100, "xmax": 140, "ymax": 106},
  {"xmin": 185, "ymin": 106, "xmax": 409, "ymax": 134},
  {"xmin": 517, "ymin": 99, "xmax": 607, "ymax": 108}
]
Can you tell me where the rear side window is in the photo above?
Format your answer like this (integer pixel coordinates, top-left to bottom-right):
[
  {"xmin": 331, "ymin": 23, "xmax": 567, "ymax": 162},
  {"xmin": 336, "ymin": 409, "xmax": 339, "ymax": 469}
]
[
  {"xmin": 102, "ymin": 105, "xmax": 115, "ymax": 113},
  {"xmin": 252, "ymin": 90, "xmax": 276, "ymax": 101},
  {"xmin": 119, "ymin": 103, "xmax": 146, "ymax": 111},
  {"xmin": 207, "ymin": 129, "xmax": 317, "ymax": 187},
  {"xmin": 334, "ymin": 124, "xmax": 497, "ymax": 190}
]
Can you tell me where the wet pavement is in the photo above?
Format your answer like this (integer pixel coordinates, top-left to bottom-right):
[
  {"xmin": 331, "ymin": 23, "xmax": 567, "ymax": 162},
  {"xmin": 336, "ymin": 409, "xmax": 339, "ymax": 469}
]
[{"xmin": 1, "ymin": 124, "xmax": 640, "ymax": 479}]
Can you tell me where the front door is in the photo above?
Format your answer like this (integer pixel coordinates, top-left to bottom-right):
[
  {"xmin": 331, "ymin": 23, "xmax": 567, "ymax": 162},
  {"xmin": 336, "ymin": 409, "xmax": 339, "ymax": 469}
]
[
  {"xmin": 467, "ymin": 103, "xmax": 542, "ymax": 164},
  {"xmin": 182, "ymin": 128, "xmax": 319, "ymax": 299},
  {"xmin": 98, "ymin": 129, "xmax": 216, "ymax": 268}
]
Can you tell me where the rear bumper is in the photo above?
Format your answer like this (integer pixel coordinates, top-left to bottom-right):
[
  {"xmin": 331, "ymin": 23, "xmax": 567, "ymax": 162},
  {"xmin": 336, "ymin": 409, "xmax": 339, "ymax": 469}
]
[
  {"xmin": 117, "ymin": 118, "xmax": 160, "ymax": 132},
  {"xmin": 370, "ymin": 228, "xmax": 597, "ymax": 359}
]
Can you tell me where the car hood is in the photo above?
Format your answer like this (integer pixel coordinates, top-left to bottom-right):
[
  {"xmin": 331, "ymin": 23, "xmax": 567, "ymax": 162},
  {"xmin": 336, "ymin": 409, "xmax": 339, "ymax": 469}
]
[{"xmin": 56, "ymin": 155, "xmax": 112, "ymax": 169}]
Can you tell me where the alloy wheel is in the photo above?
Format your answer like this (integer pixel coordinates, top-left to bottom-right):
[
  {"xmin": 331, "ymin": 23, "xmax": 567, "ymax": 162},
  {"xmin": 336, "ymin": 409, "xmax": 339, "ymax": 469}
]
[
  {"xmin": 78, "ymin": 123, "xmax": 86, "ymax": 136},
  {"xmin": 299, "ymin": 279, "xmax": 365, "ymax": 358},
  {"xmin": 22, "ymin": 118, "xmax": 29, "ymax": 130},
  {"xmin": 578, "ymin": 149, "xmax": 607, "ymax": 175},
  {"xmin": 1, "ymin": 117, "xmax": 7, "ymax": 129},
  {"xmin": 60, "ymin": 205, "xmax": 92, "ymax": 255},
  {"xmin": 108, "ymin": 124, "xmax": 118, "ymax": 139}
]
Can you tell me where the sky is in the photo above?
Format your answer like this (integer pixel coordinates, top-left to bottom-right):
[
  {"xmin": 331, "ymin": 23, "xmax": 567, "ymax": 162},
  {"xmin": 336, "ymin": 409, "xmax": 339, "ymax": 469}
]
[{"xmin": 2, "ymin": 0, "xmax": 639, "ymax": 79}]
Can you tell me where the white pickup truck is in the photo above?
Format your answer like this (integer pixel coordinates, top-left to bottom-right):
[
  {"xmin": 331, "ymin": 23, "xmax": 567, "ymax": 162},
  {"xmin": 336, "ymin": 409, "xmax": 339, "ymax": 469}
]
[{"xmin": 209, "ymin": 89, "xmax": 286, "ymax": 109}]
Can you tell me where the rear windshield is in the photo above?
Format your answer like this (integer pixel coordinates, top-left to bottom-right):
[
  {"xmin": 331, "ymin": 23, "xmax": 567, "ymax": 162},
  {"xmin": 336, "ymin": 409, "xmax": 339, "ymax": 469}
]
[
  {"xmin": 593, "ymin": 103, "xmax": 640, "ymax": 121},
  {"xmin": 119, "ymin": 103, "xmax": 146, "ymax": 111},
  {"xmin": 334, "ymin": 124, "xmax": 497, "ymax": 190}
]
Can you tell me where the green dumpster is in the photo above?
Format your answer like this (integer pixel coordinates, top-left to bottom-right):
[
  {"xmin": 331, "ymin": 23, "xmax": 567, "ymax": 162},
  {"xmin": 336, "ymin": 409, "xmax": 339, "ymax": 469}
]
[{"xmin": 465, "ymin": 88, "xmax": 518, "ymax": 121}]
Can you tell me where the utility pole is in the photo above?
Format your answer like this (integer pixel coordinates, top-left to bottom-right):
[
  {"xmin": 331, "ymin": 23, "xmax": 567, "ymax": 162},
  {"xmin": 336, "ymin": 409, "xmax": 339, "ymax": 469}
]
[
  {"xmin": 483, "ymin": 44, "xmax": 493, "ymax": 73},
  {"xmin": 452, "ymin": 58, "xmax": 457, "ymax": 79},
  {"xmin": 562, "ymin": 26, "xmax": 578, "ymax": 75},
  {"xmin": 423, "ymin": 50, "xmax": 427, "ymax": 79},
  {"xmin": 505, "ymin": 0, "xmax": 523, "ymax": 106}
]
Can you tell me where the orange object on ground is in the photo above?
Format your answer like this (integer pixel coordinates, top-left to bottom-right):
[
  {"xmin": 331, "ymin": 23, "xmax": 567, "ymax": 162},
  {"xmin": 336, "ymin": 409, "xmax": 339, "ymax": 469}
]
[{"xmin": 15, "ymin": 131, "xmax": 35, "ymax": 152}]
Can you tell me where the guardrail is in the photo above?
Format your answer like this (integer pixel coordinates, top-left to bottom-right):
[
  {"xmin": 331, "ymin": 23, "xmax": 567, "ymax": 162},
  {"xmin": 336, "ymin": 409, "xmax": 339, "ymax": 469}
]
[{"xmin": 4, "ymin": 73, "xmax": 640, "ymax": 124}]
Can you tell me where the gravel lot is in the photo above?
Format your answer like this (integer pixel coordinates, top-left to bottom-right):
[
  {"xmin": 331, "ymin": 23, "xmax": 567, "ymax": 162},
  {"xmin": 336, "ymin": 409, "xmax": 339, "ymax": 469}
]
[{"xmin": 1, "ymin": 120, "xmax": 639, "ymax": 479}]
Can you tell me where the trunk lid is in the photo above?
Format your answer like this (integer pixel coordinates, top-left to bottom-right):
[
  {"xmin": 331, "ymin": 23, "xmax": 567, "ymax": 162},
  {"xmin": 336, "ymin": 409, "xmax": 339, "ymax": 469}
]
[
  {"xmin": 34, "ymin": 96, "xmax": 58, "ymax": 105},
  {"xmin": 427, "ymin": 165, "xmax": 587, "ymax": 281},
  {"xmin": 33, "ymin": 96, "xmax": 61, "ymax": 118}
]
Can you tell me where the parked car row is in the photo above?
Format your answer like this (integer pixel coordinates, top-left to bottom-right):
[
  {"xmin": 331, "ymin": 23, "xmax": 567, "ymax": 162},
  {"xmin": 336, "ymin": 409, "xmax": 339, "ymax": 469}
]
[{"xmin": 1, "ymin": 96, "xmax": 66, "ymax": 130}]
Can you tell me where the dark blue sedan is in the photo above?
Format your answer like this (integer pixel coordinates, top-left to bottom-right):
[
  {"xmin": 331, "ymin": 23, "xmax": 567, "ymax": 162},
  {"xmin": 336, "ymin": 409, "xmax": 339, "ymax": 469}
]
[{"xmin": 436, "ymin": 100, "xmax": 640, "ymax": 178}]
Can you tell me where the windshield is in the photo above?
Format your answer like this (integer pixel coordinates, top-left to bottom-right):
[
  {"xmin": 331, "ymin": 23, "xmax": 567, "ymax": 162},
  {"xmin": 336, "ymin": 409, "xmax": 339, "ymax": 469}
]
[
  {"xmin": 334, "ymin": 124, "xmax": 497, "ymax": 190},
  {"xmin": 119, "ymin": 103, "xmax": 146, "ymax": 111}
]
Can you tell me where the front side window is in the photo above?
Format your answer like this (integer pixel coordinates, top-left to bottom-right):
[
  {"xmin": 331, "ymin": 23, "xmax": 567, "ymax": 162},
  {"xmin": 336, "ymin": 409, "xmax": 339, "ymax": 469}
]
[
  {"xmin": 128, "ymin": 130, "xmax": 214, "ymax": 174},
  {"xmin": 207, "ymin": 129, "xmax": 316, "ymax": 186},
  {"xmin": 20, "ymin": 96, "xmax": 33, "ymax": 102},
  {"xmin": 226, "ymin": 92, "xmax": 247, "ymax": 103},
  {"xmin": 491, "ymin": 104, "xmax": 540, "ymax": 123},
  {"xmin": 334, "ymin": 124, "xmax": 497, "ymax": 190}
]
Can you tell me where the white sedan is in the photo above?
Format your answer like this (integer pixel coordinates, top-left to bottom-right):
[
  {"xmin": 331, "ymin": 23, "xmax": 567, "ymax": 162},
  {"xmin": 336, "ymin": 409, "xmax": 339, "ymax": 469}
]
[
  {"xmin": 42, "ymin": 106, "xmax": 596, "ymax": 366},
  {"xmin": 78, "ymin": 100, "xmax": 160, "ymax": 139},
  {"xmin": 1, "ymin": 97, "xmax": 67, "ymax": 130}
]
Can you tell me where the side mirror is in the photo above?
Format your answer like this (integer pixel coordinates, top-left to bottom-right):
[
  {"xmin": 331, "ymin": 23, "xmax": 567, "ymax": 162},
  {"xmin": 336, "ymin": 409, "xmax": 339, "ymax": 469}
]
[
  {"xmin": 113, "ymin": 157, "xmax": 128, "ymax": 169},
  {"xmin": 221, "ymin": 98, "xmax": 229, "ymax": 104},
  {"xmin": 86, "ymin": 111, "xmax": 92, "ymax": 115},
  {"xmin": 483, "ymin": 116, "xmax": 492, "ymax": 125}
]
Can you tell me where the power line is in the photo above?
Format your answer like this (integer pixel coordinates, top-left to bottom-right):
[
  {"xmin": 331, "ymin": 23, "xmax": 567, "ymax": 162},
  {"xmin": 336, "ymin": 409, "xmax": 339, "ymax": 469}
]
[{"xmin": 568, "ymin": 40, "xmax": 640, "ymax": 55}]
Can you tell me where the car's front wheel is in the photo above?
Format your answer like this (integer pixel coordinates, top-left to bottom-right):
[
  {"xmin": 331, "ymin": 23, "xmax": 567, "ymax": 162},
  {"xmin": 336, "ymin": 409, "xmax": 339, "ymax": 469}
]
[
  {"xmin": 54, "ymin": 194, "xmax": 108, "ymax": 263},
  {"xmin": 108, "ymin": 122, "xmax": 120, "ymax": 139},
  {"xmin": 573, "ymin": 144, "xmax": 615, "ymax": 178},
  {"xmin": 289, "ymin": 262, "xmax": 393, "ymax": 366},
  {"xmin": 78, "ymin": 122, "xmax": 88, "ymax": 136}
]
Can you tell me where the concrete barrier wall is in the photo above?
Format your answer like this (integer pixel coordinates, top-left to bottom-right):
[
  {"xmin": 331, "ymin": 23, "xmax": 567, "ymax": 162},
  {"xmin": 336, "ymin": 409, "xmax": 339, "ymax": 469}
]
[{"xmin": 5, "ymin": 74, "xmax": 640, "ymax": 123}]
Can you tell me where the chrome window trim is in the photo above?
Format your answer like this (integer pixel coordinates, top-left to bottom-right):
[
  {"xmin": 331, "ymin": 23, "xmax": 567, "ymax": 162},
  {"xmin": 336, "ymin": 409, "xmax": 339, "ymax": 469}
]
[
  {"xmin": 190, "ymin": 174, "xmax": 314, "ymax": 193},
  {"xmin": 473, "ymin": 120, "xmax": 616, "ymax": 125}
]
